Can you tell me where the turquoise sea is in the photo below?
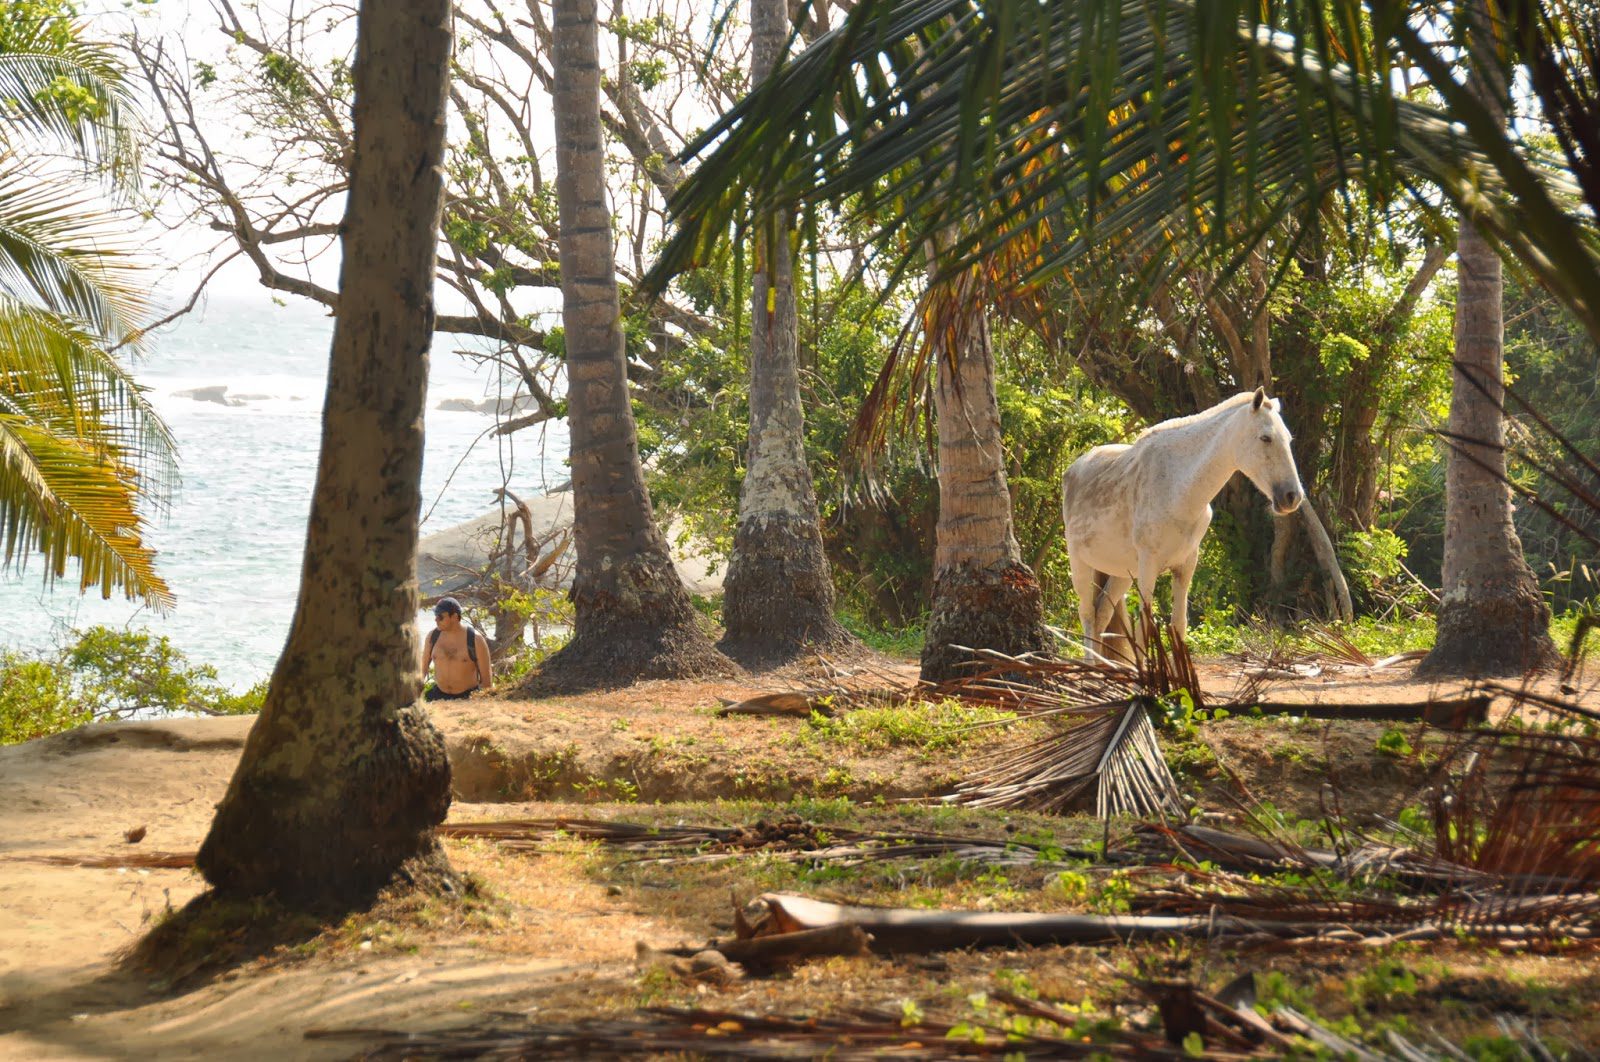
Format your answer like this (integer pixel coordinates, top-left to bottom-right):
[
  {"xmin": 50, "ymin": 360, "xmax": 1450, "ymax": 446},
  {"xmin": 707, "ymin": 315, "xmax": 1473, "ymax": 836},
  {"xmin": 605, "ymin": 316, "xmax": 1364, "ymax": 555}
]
[{"xmin": 0, "ymin": 295, "xmax": 568, "ymax": 690}]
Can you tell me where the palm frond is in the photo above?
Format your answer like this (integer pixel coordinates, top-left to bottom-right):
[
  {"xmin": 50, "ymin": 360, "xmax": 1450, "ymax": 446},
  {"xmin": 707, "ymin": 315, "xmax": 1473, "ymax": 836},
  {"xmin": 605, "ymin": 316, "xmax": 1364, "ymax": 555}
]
[
  {"xmin": 0, "ymin": 151, "xmax": 148, "ymax": 344},
  {"xmin": 0, "ymin": 39, "xmax": 143, "ymax": 184},
  {"xmin": 645, "ymin": 0, "xmax": 1600, "ymax": 346},
  {"xmin": 0, "ymin": 297, "xmax": 175, "ymax": 607},
  {"xmin": 944, "ymin": 697, "xmax": 1185, "ymax": 818}
]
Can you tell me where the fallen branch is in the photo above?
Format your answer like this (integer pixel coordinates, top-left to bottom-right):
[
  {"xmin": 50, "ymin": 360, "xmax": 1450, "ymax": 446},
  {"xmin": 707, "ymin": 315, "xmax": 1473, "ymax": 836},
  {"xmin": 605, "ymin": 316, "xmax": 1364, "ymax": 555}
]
[
  {"xmin": 11, "ymin": 851, "xmax": 196, "ymax": 869},
  {"xmin": 1239, "ymin": 697, "xmax": 1490, "ymax": 728},
  {"xmin": 715, "ymin": 692, "xmax": 833, "ymax": 718},
  {"xmin": 649, "ymin": 923, "xmax": 873, "ymax": 969}
]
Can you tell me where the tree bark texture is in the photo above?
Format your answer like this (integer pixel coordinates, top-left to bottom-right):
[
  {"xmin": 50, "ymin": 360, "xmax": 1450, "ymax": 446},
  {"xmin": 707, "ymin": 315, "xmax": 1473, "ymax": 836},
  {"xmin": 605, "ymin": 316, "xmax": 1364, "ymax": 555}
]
[
  {"xmin": 195, "ymin": 1, "xmax": 455, "ymax": 905},
  {"xmin": 1419, "ymin": 2, "xmax": 1558, "ymax": 677},
  {"xmin": 718, "ymin": 0, "xmax": 855, "ymax": 666},
  {"xmin": 920, "ymin": 300, "xmax": 1046, "ymax": 682},
  {"xmin": 1417, "ymin": 214, "xmax": 1558, "ymax": 676},
  {"xmin": 533, "ymin": 0, "xmax": 734, "ymax": 690}
]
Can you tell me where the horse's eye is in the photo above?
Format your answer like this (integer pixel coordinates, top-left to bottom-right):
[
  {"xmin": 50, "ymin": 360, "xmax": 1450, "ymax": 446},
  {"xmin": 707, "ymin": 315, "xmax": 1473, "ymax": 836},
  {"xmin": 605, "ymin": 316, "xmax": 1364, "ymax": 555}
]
[{"xmin": 1259, "ymin": 435, "xmax": 1271, "ymax": 443}]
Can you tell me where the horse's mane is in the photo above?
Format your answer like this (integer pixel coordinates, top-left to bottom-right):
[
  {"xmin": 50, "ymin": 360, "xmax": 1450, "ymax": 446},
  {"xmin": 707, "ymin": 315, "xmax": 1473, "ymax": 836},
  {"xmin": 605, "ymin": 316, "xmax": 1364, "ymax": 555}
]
[{"xmin": 1133, "ymin": 392, "xmax": 1258, "ymax": 443}]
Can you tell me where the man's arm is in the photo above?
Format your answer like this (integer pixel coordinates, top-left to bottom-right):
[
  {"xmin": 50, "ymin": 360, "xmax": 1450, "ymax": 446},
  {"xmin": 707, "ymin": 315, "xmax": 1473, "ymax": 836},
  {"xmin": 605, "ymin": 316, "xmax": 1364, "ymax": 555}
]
[{"xmin": 420, "ymin": 631, "xmax": 435, "ymax": 684}]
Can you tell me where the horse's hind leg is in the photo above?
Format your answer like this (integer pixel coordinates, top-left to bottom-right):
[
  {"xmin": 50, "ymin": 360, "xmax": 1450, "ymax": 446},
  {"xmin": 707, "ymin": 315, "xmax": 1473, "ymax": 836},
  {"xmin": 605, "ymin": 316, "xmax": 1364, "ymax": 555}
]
[
  {"xmin": 1070, "ymin": 563, "xmax": 1105, "ymax": 659},
  {"xmin": 1101, "ymin": 574, "xmax": 1135, "ymax": 665}
]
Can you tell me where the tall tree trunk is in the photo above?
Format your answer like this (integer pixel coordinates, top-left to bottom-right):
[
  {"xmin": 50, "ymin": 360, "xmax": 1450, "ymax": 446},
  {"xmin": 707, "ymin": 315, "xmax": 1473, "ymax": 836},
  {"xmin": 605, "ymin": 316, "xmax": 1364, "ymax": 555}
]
[
  {"xmin": 920, "ymin": 289, "xmax": 1047, "ymax": 682},
  {"xmin": 719, "ymin": 0, "xmax": 856, "ymax": 666},
  {"xmin": 533, "ymin": 0, "xmax": 734, "ymax": 690},
  {"xmin": 1419, "ymin": 0, "xmax": 1558, "ymax": 677},
  {"xmin": 195, "ymin": 0, "xmax": 455, "ymax": 905}
]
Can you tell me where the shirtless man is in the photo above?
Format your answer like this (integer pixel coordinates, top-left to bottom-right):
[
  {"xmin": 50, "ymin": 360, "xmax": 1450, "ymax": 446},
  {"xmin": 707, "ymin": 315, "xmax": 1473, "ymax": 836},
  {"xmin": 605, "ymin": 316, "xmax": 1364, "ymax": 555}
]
[{"xmin": 421, "ymin": 597, "xmax": 492, "ymax": 701}]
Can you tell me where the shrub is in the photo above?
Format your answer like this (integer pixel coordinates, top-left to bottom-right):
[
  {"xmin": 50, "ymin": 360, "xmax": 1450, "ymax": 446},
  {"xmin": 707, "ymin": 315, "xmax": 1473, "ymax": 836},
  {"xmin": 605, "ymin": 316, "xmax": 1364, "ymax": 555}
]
[
  {"xmin": 0, "ymin": 652, "xmax": 86, "ymax": 744},
  {"xmin": 0, "ymin": 627, "xmax": 267, "ymax": 746}
]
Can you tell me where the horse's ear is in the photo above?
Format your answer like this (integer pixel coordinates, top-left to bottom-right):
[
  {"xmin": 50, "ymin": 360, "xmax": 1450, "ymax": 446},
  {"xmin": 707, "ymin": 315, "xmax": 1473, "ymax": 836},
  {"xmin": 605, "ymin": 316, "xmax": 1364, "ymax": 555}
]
[{"xmin": 1252, "ymin": 386, "xmax": 1266, "ymax": 410}]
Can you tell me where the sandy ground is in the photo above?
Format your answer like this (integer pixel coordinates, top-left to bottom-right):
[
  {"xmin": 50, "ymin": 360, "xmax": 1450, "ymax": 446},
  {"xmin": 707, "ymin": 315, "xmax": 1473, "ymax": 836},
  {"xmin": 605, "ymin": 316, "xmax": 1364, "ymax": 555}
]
[
  {"xmin": 1, "ymin": 656, "xmax": 1594, "ymax": 1058},
  {"xmin": 0, "ymin": 719, "xmax": 649, "ymax": 1060}
]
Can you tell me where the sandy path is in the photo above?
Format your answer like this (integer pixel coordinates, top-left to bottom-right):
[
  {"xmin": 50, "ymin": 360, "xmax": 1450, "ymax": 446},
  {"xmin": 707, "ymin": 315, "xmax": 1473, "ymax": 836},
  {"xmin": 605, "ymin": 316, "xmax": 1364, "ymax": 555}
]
[{"xmin": 0, "ymin": 719, "xmax": 612, "ymax": 1060}]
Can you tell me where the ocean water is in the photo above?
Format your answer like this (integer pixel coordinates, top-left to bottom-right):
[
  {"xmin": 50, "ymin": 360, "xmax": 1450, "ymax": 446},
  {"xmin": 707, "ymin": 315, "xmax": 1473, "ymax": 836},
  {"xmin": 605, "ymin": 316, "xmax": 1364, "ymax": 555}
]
[{"xmin": 0, "ymin": 295, "xmax": 568, "ymax": 690}]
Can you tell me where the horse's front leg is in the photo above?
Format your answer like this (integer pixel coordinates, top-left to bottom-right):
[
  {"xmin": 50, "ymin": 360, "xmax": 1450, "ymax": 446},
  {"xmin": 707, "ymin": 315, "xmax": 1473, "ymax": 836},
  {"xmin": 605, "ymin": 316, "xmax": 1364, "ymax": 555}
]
[
  {"xmin": 1102, "ymin": 574, "xmax": 1135, "ymax": 665},
  {"xmin": 1170, "ymin": 549, "xmax": 1200, "ymax": 642},
  {"xmin": 1133, "ymin": 556, "xmax": 1160, "ymax": 658}
]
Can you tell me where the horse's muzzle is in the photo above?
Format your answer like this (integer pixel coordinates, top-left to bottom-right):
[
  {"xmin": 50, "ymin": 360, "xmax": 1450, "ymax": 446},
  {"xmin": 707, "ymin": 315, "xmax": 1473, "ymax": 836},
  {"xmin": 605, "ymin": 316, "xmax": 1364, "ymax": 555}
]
[{"xmin": 1273, "ymin": 488, "xmax": 1303, "ymax": 515}]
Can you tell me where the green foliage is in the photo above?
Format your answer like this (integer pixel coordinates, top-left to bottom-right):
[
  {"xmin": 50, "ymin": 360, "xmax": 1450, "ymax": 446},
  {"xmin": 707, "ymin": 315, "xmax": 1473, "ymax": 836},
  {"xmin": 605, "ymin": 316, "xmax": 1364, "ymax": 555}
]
[
  {"xmin": 259, "ymin": 51, "xmax": 310, "ymax": 99},
  {"xmin": 0, "ymin": 627, "xmax": 265, "ymax": 745},
  {"xmin": 1375, "ymin": 726, "xmax": 1414, "ymax": 758},
  {"xmin": 806, "ymin": 698, "xmax": 1015, "ymax": 752},
  {"xmin": 1341, "ymin": 528, "xmax": 1428, "ymax": 615},
  {"xmin": 484, "ymin": 585, "xmax": 574, "ymax": 685},
  {"xmin": 0, "ymin": 651, "xmax": 84, "ymax": 743},
  {"xmin": 1500, "ymin": 276, "xmax": 1600, "ymax": 614},
  {"xmin": 1318, "ymin": 332, "xmax": 1370, "ymax": 378},
  {"xmin": 1187, "ymin": 614, "xmax": 1435, "ymax": 659},
  {"xmin": 1346, "ymin": 962, "xmax": 1417, "ymax": 1007},
  {"xmin": 837, "ymin": 612, "xmax": 923, "ymax": 657}
]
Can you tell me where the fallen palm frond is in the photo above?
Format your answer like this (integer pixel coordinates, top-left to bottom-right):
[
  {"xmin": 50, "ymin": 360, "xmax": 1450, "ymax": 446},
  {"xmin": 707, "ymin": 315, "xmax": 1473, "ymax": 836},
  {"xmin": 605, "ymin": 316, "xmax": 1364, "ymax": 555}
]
[
  {"xmin": 1132, "ymin": 612, "xmax": 1207, "ymax": 709},
  {"xmin": 941, "ymin": 697, "xmax": 1185, "ymax": 818},
  {"xmin": 1121, "ymin": 705, "xmax": 1600, "ymax": 947},
  {"xmin": 1298, "ymin": 623, "xmax": 1375, "ymax": 666},
  {"xmin": 1235, "ymin": 623, "xmax": 1426, "ymax": 677},
  {"xmin": 911, "ymin": 624, "xmax": 1214, "ymax": 819},
  {"xmin": 1428, "ymin": 724, "xmax": 1600, "ymax": 892}
]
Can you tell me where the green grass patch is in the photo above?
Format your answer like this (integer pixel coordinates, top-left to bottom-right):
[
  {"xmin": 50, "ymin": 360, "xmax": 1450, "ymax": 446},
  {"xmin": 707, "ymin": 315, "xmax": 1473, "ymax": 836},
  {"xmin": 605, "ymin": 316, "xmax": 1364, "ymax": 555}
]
[
  {"xmin": 807, "ymin": 698, "xmax": 1014, "ymax": 752},
  {"xmin": 1184, "ymin": 614, "xmax": 1436, "ymax": 659},
  {"xmin": 838, "ymin": 612, "xmax": 925, "ymax": 657}
]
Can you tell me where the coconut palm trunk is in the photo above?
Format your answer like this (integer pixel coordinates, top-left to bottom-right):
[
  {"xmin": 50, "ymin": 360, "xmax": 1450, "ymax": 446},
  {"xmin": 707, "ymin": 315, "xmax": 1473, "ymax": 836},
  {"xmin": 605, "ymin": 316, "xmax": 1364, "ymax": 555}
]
[
  {"xmin": 718, "ymin": 0, "xmax": 855, "ymax": 666},
  {"xmin": 921, "ymin": 285, "xmax": 1047, "ymax": 682},
  {"xmin": 195, "ymin": 0, "xmax": 455, "ymax": 904},
  {"xmin": 1418, "ymin": 0, "xmax": 1558, "ymax": 678},
  {"xmin": 533, "ymin": 0, "xmax": 734, "ymax": 689}
]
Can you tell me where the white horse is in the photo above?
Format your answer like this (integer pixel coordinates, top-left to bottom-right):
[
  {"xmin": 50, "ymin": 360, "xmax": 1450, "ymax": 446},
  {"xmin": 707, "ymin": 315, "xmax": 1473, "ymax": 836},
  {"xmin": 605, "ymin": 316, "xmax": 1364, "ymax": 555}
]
[{"xmin": 1061, "ymin": 389, "xmax": 1304, "ymax": 662}]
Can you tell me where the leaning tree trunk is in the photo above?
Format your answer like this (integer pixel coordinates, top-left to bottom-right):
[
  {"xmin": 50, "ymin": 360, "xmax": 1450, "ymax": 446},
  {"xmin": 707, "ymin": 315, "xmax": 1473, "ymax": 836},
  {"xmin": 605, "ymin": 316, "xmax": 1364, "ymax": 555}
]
[
  {"xmin": 718, "ymin": 0, "xmax": 856, "ymax": 667},
  {"xmin": 920, "ymin": 290, "xmax": 1047, "ymax": 683},
  {"xmin": 1419, "ymin": 0, "xmax": 1558, "ymax": 677},
  {"xmin": 195, "ymin": 1, "xmax": 455, "ymax": 905},
  {"xmin": 532, "ymin": 0, "xmax": 734, "ymax": 690}
]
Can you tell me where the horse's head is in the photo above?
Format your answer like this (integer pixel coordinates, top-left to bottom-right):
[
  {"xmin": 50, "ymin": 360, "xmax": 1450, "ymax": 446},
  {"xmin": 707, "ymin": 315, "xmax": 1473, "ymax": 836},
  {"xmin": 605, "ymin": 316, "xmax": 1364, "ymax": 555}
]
[{"xmin": 1237, "ymin": 388, "xmax": 1304, "ymax": 516}]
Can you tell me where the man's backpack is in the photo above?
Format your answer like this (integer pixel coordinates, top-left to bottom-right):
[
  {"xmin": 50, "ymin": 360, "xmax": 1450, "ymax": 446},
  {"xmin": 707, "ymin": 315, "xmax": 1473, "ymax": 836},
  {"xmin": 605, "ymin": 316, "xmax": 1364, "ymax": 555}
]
[{"xmin": 427, "ymin": 627, "xmax": 477, "ymax": 663}]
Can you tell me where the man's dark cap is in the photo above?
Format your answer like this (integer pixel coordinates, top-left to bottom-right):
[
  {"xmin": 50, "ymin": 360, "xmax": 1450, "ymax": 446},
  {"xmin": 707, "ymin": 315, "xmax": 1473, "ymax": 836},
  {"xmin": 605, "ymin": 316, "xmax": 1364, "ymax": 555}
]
[{"xmin": 433, "ymin": 597, "xmax": 462, "ymax": 616}]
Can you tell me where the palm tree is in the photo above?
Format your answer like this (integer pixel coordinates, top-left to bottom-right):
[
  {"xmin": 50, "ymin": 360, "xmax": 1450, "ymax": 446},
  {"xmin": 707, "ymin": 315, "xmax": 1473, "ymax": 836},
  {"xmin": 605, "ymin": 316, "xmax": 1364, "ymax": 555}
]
[
  {"xmin": 1419, "ymin": 0, "xmax": 1560, "ymax": 676},
  {"xmin": 920, "ymin": 271, "xmax": 1047, "ymax": 681},
  {"xmin": 0, "ymin": 8, "xmax": 174, "ymax": 605},
  {"xmin": 531, "ymin": 0, "xmax": 735, "ymax": 690},
  {"xmin": 719, "ymin": 0, "xmax": 857, "ymax": 666},
  {"xmin": 195, "ymin": 0, "xmax": 456, "ymax": 904}
]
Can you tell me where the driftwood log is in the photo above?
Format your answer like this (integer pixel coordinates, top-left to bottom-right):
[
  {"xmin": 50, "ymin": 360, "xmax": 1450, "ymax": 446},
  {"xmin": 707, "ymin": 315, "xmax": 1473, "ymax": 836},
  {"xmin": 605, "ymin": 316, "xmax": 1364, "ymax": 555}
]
[{"xmin": 1239, "ymin": 696, "xmax": 1490, "ymax": 729}]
